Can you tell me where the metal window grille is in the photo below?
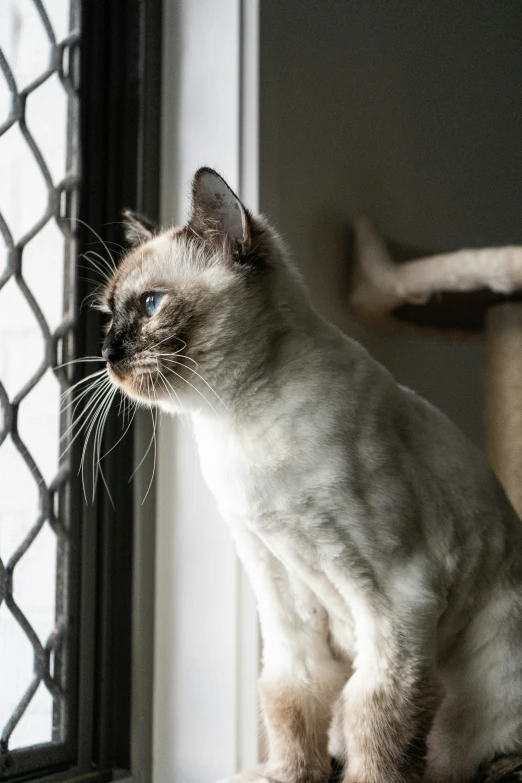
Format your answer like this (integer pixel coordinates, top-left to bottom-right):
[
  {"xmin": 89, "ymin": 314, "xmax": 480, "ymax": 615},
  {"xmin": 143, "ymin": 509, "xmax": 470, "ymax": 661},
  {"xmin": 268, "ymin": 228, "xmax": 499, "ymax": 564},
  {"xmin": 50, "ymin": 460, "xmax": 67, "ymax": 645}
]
[
  {"xmin": 0, "ymin": 0, "xmax": 160, "ymax": 780},
  {"xmin": 0, "ymin": 0, "xmax": 81, "ymax": 777}
]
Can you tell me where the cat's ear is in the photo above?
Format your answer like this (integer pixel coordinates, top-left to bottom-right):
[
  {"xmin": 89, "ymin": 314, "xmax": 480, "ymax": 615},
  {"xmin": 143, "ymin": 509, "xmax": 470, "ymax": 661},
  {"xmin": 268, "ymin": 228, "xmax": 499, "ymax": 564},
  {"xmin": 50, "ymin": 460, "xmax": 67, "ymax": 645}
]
[
  {"xmin": 188, "ymin": 168, "xmax": 251, "ymax": 250},
  {"xmin": 122, "ymin": 209, "xmax": 159, "ymax": 247}
]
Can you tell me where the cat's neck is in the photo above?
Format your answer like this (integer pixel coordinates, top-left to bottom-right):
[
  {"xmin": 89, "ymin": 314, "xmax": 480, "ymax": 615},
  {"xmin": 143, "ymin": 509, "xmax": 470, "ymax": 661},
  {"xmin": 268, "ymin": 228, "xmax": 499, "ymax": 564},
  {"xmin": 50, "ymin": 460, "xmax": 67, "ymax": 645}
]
[
  {"xmin": 163, "ymin": 264, "xmax": 365, "ymax": 424},
  {"xmin": 191, "ymin": 304, "xmax": 355, "ymax": 428}
]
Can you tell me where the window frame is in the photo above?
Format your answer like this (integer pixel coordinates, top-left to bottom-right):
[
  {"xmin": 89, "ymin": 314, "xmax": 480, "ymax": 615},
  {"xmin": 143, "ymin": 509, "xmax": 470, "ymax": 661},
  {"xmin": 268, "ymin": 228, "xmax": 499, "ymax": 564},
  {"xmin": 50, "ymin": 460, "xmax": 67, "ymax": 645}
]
[
  {"xmin": 75, "ymin": 1, "xmax": 161, "ymax": 781},
  {"xmin": 153, "ymin": 1, "xmax": 261, "ymax": 780}
]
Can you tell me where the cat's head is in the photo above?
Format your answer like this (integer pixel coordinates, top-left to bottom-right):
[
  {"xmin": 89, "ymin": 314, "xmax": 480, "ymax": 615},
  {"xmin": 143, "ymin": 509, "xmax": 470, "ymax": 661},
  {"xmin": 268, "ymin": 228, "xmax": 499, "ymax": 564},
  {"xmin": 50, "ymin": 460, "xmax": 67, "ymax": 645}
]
[{"xmin": 98, "ymin": 168, "xmax": 296, "ymax": 413}]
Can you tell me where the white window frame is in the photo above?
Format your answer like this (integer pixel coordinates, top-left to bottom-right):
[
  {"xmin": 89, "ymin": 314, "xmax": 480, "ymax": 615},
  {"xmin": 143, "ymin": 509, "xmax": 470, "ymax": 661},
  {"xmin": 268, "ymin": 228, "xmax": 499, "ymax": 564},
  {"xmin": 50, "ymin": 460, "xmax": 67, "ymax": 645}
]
[{"xmin": 153, "ymin": 2, "xmax": 261, "ymax": 781}]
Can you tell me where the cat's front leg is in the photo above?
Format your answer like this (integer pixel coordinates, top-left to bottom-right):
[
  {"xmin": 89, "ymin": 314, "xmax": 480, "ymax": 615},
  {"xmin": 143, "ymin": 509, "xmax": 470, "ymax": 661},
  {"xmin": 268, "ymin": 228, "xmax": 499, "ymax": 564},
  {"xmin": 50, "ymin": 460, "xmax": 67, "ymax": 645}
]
[
  {"xmin": 228, "ymin": 521, "xmax": 349, "ymax": 783},
  {"xmin": 341, "ymin": 603, "xmax": 442, "ymax": 783}
]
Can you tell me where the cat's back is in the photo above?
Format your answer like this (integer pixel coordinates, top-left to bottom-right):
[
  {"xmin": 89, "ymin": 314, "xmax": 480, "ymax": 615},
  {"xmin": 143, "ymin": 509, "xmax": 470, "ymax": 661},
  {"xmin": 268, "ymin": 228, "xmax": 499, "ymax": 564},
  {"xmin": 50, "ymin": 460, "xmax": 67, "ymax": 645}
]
[{"xmin": 195, "ymin": 317, "xmax": 522, "ymax": 575}]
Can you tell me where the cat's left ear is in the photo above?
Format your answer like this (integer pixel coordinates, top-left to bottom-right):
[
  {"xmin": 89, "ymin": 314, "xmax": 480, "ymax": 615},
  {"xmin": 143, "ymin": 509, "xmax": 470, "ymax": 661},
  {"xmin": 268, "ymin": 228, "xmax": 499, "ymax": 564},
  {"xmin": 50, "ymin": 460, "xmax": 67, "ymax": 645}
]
[
  {"xmin": 122, "ymin": 209, "xmax": 159, "ymax": 247},
  {"xmin": 188, "ymin": 168, "xmax": 251, "ymax": 250}
]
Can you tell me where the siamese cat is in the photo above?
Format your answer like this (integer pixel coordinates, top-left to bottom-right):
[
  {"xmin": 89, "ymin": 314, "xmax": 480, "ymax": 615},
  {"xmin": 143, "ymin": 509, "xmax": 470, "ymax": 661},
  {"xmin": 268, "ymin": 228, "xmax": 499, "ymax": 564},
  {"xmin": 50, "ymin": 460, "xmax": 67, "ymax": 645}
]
[{"xmin": 99, "ymin": 168, "xmax": 522, "ymax": 783}]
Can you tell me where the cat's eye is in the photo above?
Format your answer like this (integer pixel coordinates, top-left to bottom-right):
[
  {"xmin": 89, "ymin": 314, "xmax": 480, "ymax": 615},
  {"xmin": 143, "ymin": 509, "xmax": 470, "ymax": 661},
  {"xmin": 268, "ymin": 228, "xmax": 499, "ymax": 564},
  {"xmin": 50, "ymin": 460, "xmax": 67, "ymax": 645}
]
[{"xmin": 143, "ymin": 292, "xmax": 165, "ymax": 317}]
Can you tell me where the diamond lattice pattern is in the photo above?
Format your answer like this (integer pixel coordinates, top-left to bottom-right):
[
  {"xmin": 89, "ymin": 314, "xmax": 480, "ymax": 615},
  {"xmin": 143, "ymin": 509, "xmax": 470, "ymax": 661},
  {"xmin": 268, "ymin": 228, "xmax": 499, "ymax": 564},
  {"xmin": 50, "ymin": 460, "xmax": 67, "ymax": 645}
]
[{"xmin": 0, "ymin": 0, "xmax": 80, "ymax": 755}]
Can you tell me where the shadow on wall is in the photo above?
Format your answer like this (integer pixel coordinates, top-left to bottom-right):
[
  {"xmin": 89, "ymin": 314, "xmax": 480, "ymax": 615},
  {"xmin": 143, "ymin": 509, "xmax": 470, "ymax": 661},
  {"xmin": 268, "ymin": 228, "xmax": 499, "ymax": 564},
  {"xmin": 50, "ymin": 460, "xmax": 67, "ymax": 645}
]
[{"xmin": 259, "ymin": 0, "xmax": 522, "ymax": 449}]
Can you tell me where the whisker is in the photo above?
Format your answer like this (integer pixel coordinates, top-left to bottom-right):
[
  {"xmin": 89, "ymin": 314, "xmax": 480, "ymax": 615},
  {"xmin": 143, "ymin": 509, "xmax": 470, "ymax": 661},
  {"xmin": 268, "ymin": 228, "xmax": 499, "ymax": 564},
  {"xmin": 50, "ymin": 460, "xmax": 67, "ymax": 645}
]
[
  {"xmin": 60, "ymin": 385, "xmax": 113, "ymax": 478},
  {"xmin": 159, "ymin": 357, "xmax": 229, "ymax": 411},
  {"xmin": 77, "ymin": 269, "xmax": 110, "ymax": 292},
  {"xmin": 79, "ymin": 384, "xmax": 115, "ymax": 501},
  {"xmin": 157, "ymin": 368, "xmax": 190, "ymax": 433},
  {"xmin": 60, "ymin": 377, "xmax": 112, "ymax": 448},
  {"xmin": 141, "ymin": 373, "xmax": 158, "ymax": 505},
  {"xmin": 148, "ymin": 333, "xmax": 188, "ymax": 352},
  {"xmin": 164, "ymin": 366, "xmax": 218, "ymax": 413},
  {"xmin": 91, "ymin": 387, "xmax": 117, "ymax": 502},
  {"xmin": 87, "ymin": 235, "xmax": 126, "ymax": 253},
  {"xmin": 71, "ymin": 217, "xmax": 118, "ymax": 272},
  {"xmin": 101, "ymin": 400, "xmax": 137, "ymax": 463},
  {"xmin": 61, "ymin": 374, "xmax": 109, "ymax": 416},
  {"xmin": 80, "ymin": 252, "xmax": 112, "ymax": 282},
  {"xmin": 153, "ymin": 351, "xmax": 198, "ymax": 368},
  {"xmin": 129, "ymin": 380, "xmax": 156, "ymax": 483},
  {"xmin": 97, "ymin": 462, "xmax": 116, "ymax": 509},
  {"xmin": 83, "ymin": 248, "xmax": 115, "ymax": 274},
  {"xmin": 91, "ymin": 389, "xmax": 108, "ymax": 498},
  {"xmin": 60, "ymin": 379, "xmax": 110, "ymax": 429},
  {"xmin": 87, "ymin": 388, "xmax": 117, "ymax": 508},
  {"xmin": 126, "ymin": 397, "xmax": 133, "ymax": 427},
  {"xmin": 80, "ymin": 288, "xmax": 105, "ymax": 312},
  {"xmin": 56, "ymin": 356, "xmax": 105, "ymax": 370},
  {"xmin": 60, "ymin": 373, "xmax": 110, "ymax": 429},
  {"xmin": 61, "ymin": 368, "xmax": 107, "ymax": 399}
]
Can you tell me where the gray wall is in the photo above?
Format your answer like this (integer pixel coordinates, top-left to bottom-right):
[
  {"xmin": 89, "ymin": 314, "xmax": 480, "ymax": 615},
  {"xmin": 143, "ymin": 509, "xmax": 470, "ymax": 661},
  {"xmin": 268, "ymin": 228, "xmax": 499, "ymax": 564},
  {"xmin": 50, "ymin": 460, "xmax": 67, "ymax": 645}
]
[{"xmin": 259, "ymin": 0, "xmax": 522, "ymax": 447}]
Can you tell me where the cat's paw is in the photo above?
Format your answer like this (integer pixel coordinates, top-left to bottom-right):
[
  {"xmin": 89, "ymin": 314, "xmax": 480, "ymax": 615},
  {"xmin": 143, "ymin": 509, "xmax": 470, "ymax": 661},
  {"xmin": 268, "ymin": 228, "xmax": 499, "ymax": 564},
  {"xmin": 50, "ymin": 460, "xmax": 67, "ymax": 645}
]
[
  {"xmin": 216, "ymin": 767, "xmax": 332, "ymax": 783},
  {"xmin": 216, "ymin": 767, "xmax": 276, "ymax": 783}
]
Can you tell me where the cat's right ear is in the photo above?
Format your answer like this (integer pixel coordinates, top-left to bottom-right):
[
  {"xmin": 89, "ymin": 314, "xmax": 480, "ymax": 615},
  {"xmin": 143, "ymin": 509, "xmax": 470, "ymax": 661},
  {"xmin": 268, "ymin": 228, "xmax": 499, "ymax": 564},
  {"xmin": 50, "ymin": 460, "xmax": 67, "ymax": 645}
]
[
  {"xmin": 122, "ymin": 209, "xmax": 159, "ymax": 247},
  {"xmin": 187, "ymin": 168, "xmax": 252, "ymax": 251}
]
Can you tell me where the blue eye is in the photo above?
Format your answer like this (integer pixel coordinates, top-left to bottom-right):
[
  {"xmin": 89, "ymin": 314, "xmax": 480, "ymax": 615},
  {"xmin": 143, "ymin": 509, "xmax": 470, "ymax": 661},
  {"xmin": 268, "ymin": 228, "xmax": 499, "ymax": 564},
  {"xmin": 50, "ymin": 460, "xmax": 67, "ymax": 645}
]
[{"xmin": 143, "ymin": 292, "xmax": 165, "ymax": 317}]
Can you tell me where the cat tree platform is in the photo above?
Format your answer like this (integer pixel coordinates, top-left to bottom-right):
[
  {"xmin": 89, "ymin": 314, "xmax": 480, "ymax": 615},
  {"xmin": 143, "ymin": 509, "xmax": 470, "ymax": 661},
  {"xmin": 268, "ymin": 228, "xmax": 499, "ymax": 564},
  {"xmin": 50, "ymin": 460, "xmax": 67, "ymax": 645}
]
[{"xmin": 350, "ymin": 216, "xmax": 522, "ymax": 517}]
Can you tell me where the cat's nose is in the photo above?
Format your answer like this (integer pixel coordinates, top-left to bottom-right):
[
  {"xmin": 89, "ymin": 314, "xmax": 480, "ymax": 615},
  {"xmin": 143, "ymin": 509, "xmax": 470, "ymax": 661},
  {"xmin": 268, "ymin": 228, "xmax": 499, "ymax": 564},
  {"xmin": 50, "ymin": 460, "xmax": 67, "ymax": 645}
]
[{"xmin": 102, "ymin": 333, "xmax": 124, "ymax": 366}]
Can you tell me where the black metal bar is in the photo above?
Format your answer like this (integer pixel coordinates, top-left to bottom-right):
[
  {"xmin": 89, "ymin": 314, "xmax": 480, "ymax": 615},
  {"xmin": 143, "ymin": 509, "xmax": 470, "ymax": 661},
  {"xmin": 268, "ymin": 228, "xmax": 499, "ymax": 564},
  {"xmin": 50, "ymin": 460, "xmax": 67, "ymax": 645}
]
[
  {"xmin": 0, "ymin": 0, "xmax": 81, "ymax": 776},
  {"xmin": 78, "ymin": 0, "xmax": 161, "ymax": 778}
]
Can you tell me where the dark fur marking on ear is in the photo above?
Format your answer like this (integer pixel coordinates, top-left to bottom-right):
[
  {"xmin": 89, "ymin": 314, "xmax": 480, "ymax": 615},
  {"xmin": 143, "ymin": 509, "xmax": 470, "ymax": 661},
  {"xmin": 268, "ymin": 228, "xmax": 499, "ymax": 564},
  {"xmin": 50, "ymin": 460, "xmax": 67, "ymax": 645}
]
[
  {"xmin": 188, "ymin": 167, "xmax": 252, "ymax": 249},
  {"xmin": 187, "ymin": 168, "xmax": 272, "ymax": 272}
]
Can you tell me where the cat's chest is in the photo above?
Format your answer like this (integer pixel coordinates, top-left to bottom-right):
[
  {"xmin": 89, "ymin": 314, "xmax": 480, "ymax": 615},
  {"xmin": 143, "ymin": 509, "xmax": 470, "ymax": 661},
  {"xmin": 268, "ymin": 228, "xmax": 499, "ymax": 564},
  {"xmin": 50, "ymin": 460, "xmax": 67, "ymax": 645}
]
[
  {"xmin": 192, "ymin": 414, "xmax": 296, "ymax": 521},
  {"xmin": 192, "ymin": 415, "xmax": 358, "ymax": 656}
]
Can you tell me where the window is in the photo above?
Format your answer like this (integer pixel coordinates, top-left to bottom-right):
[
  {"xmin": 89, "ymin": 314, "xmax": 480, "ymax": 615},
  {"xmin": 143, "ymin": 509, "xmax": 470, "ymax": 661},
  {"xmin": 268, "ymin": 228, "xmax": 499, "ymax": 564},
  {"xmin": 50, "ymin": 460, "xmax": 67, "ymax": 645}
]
[
  {"xmin": 0, "ymin": 0, "xmax": 81, "ymax": 775},
  {"xmin": 0, "ymin": 1, "xmax": 160, "ymax": 781}
]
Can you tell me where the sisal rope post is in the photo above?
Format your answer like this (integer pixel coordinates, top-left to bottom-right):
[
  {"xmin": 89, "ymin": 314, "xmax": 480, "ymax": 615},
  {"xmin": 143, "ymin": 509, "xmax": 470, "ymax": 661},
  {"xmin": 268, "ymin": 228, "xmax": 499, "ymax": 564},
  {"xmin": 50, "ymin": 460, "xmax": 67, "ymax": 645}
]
[
  {"xmin": 350, "ymin": 216, "xmax": 522, "ymax": 518},
  {"xmin": 485, "ymin": 303, "xmax": 522, "ymax": 519}
]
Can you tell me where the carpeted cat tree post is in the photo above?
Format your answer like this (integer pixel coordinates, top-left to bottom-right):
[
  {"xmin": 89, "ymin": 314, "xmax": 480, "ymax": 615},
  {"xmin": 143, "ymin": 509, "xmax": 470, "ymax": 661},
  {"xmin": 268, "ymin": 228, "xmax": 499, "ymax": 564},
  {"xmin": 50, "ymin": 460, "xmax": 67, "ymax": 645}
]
[{"xmin": 350, "ymin": 216, "xmax": 522, "ymax": 518}]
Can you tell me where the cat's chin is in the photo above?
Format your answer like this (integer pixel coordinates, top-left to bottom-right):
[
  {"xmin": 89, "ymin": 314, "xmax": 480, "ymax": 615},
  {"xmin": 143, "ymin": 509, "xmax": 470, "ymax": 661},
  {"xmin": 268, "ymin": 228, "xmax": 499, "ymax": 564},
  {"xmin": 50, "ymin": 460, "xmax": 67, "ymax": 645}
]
[
  {"xmin": 106, "ymin": 366, "xmax": 153, "ymax": 405},
  {"xmin": 106, "ymin": 367, "xmax": 180, "ymax": 411},
  {"xmin": 106, "ymin": 364, "xmax": 130, "ymax": 390}
]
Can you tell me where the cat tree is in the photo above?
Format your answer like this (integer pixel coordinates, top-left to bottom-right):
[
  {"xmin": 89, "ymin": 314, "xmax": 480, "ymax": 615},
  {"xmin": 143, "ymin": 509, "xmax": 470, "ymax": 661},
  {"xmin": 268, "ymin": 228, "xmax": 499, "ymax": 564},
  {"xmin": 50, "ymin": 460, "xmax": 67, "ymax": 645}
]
[{"xmin": 350, "ymin": 216, "xmax": 522, "ymax": 518}]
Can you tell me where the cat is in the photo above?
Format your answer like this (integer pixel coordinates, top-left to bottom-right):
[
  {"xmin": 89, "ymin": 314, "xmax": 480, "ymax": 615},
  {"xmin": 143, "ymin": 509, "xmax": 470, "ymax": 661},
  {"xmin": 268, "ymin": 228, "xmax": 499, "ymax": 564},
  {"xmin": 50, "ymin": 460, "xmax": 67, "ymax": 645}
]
[{"xmin": 99, "ymin": 168, "xmax": 522, "ymax": 783}]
